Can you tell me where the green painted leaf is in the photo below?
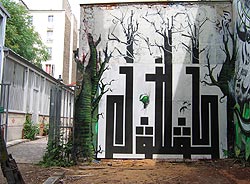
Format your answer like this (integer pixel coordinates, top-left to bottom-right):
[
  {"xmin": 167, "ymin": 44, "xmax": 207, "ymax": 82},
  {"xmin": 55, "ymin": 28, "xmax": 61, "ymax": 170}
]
[{"xmin": 245, "ymin": 137, "xmax": 250, "ymax": 160}]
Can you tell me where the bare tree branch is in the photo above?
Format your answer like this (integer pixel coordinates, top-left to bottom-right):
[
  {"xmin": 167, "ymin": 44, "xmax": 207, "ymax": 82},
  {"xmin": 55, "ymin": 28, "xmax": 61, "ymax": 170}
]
[
  {"xmin": 201, "ymin": 52, "xmax": 219, "ymax": 87},
  {"xmin": 95, "ymin": 35, "xmax": 101, "ymax": 47},
  {"xmin": 182, "ymin": 34, "xmax": 192, "ymax": 38},
  {"xmin": 108, "ymin": 10, "xmax": 139, "ymax": 63},
  {"xmin": 108, "ymin": 29, "xmax": 127, "ymax": 45},
  {"xmin": 199, "ymin": 46, "xmax": 207, "ymax": 54},
  {"xmin": 138, "ymin": 34, "xmax": 154, "ymax": 55},
  {"xmin": 142, "ymin": 16, "xmax": 164, "ymax": 37},
  {"xmin": 182, "ymin": 43, "xmax": 191, "ymax": 52},
  {"xmin": 199, "ymin": 17, "xmax": 208, "ymax": 28},
  {"xmin": 92, "ymin": 79, "xmax": 115, "ymax": 112},
  {"xmin": 97, "ymin": 43, "xmax": 114, "ymax": 81}
]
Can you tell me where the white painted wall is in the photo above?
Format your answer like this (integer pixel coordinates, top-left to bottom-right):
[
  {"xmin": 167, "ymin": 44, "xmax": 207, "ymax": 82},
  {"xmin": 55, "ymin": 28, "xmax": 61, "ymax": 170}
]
[
  {"xmin": 80, "ymin": 2, "xmax": 230, "ymax": 159},
  {"xmin": 77, "ymin": 0, "xmax": 228, "ymax": 4}
]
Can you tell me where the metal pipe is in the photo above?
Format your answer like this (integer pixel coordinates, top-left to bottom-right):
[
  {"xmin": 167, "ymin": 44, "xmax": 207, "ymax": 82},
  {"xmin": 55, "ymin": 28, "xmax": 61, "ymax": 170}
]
[{"xmin": 4, "ymin": 84, "xmax": 9, "ymax": 141}]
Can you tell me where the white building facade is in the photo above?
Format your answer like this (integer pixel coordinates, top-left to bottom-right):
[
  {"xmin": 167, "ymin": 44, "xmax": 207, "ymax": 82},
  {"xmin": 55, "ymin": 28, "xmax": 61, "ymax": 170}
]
[{"xmin": 23, "ymin": 0, "xmax": 78, "ymax": 85}]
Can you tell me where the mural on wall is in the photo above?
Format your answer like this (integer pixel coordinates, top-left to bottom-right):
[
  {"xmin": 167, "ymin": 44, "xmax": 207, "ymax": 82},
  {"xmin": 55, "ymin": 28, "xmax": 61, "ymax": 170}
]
[
  {"xmin": 234, "ymin": 0, "xmax": 250, "ymax": 160},
  {"xmin": 79, "ymin": 3, "xmax": 231, "ymax": 159},
  {"xmin": 201, "ymin": 9, "xmax": 237, "ymax": 156},
  {"xmin": 74, "ymin": 33, "xmax": 114, "ymax": 159}
]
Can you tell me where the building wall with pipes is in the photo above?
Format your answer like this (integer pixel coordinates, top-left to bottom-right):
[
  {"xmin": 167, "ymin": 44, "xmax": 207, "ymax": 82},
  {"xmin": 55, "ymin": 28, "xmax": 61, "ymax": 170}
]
[{"xmin": 1, "ymin": 49, "xmax": 74, "ymax": 142}]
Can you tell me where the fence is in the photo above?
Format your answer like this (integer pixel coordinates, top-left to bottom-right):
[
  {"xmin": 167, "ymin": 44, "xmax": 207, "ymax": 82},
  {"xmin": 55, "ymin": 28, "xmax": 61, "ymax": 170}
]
[{"xmin": 47, "ymin": 85, "xmax": 74, "ymax": 163}]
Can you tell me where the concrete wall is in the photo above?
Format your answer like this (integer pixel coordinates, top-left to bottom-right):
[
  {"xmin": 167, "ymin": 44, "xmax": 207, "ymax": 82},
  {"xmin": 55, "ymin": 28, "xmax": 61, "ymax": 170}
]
[
  {"xmin": 70, "ymin": 15, "xmax": 78, "ymax": 84},
  {"xmin": 4, "ymin": 113, "xmax": 25, "ymax": 142},
  {"xmin": 80, "ymin": 1, "xmax": 232, "ymax": 159},
  {"xmin": 80, "ymin": 0, "xmax": 228, "ymax": 4},
  {"xmin": 3, "ymin": 113, "xmax": 49, "ymax": 141},
  {"xmin": 62, "ymin": 13, "xmax": 71, "ymax": 84}
]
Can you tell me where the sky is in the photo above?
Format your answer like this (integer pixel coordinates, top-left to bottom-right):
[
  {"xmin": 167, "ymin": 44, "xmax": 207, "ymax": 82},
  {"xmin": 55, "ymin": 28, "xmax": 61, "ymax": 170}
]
[{"xmin": 69, "ymin": 0, "xmax": 81, "ymax": 19}]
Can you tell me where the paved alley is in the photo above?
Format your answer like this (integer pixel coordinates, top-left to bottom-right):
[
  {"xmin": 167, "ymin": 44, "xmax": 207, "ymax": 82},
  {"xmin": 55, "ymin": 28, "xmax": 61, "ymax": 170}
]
[{"xmin": 7, "ymin": 137, "xmax": 48, "ymax": 164}]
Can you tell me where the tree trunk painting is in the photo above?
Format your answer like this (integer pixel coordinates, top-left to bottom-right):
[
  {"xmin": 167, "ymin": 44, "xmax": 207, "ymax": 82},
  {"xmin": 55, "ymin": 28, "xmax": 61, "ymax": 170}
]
[{"xmin": 74, "ymin": 33, "xmax": 112, "ymax": 160}]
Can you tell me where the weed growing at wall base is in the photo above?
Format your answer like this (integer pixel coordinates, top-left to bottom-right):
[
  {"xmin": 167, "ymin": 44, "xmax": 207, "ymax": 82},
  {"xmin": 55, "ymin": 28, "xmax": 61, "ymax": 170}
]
[
  {"xmin": 39, "ymin": 139, "xmax": 74, "ymax": 167},
  {"xmin": 23, "ymin": 115, "xmax": 39, "ymax": 140},
  {"xmin": 223, "ymin": 149, "xmax": 250, "ymax": 166}
]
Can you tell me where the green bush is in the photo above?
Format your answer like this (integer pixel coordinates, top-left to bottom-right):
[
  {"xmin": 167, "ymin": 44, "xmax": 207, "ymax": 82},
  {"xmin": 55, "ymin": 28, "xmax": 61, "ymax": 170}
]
[
  {"xmin": 39, "ymin": 140, "xmax": 74, "ymax": 167},
  {"xmin": 23, "ymin": 115, "xmax": 39, "ymax": 140}
]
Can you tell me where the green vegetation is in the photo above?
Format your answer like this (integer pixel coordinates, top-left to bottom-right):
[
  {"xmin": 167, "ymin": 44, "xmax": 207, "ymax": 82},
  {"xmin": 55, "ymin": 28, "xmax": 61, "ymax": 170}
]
[
  {"xmin": 40, "ymin": 139, "xmax": 74, "ymax": 167},
  {"xmin": 23, "ymin": 115, "xmax": 39, "ymax": 140},
  {"xmin": 43, "ymin": 123, "xmax": 49, "ymax": 136},
  {"xmin": 1, "ymin": 0, "xmax": 49, "ymax": 68}
]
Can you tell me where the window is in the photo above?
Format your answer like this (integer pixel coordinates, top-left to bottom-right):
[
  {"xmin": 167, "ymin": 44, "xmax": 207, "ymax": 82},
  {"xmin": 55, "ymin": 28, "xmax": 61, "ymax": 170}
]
[
  {"xmin": 45, "ymin": 64, "xmax": 51, "ymax": 75},
  {"xmin": 45, "ymin": 64, "xmax": 55, "ymax": 76},
  {"xmin": 34, "ymin": 74, "xmax": 40, "ymax": 89},
  {"xmin": 47, "ymin": 47, "xmax": 52, "ymax": 60},
  {"xmin": 46, "ymin": 30, "xmax": 53, "ymax": 42},
  {"xmin": 48, "ymin": 15, "xmax": 54, "ymax": 23},
  {"xmin": 47, "ymin": 15, "xmax": 54, "ymax": 29}
]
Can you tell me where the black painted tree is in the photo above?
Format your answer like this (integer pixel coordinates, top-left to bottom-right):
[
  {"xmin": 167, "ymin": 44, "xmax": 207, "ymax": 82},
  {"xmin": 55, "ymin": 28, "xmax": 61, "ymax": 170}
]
[
  {"xmin": 142, "ymin": 9, "xmax": 174, "ymax": 64},
  {"xmin": 108, "ymin": 10, "xmax": 139, "ymax": 63},
  {"xmin": 182, "ymin": 11, "xmax": 208, "ymax": 63},
  {"xmin": 201, "ymin": 12, "xmax": 237, "ymax": 154},
  {"xmin": 142, "ymin": 10, "xmax": 186, "ymax": 64}
]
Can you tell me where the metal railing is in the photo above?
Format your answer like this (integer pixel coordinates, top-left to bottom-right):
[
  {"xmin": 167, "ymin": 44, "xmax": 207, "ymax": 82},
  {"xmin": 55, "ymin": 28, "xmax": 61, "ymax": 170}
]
[
  {"xmin": 0, "ymin": 83, "xmax": 10, "ymax": 141},
  {"xmin": 47, "ymin": 85, "xmax": 74, "ymax": 163}
]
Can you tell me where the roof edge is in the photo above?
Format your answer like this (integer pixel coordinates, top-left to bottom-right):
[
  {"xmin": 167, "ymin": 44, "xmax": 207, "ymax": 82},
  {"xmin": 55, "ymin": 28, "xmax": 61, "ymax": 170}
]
[
  {"xmin": 80, "ymin": 0, "xmax": 231, "ymax": 5},
  {"xmin": 3, "ymin": 47, "xmax": 73, "ymax": 91}
]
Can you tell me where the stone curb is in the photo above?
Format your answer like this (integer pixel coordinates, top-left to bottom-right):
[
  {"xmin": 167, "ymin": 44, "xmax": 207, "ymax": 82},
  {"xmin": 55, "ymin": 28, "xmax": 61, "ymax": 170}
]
[
  {"xmin": 6, "ymin": 139, "xmax": 29, "ymax": 148},
  {"xmin": 6, "ymin": 136, "xmax": 47, "ymax": 148}
]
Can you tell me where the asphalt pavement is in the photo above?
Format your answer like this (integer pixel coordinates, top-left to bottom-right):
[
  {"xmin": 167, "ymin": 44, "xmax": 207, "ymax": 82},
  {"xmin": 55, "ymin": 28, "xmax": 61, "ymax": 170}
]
[{"xmin": 7, "ymin": 136, "xmax": 48, "ymax": 164}]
